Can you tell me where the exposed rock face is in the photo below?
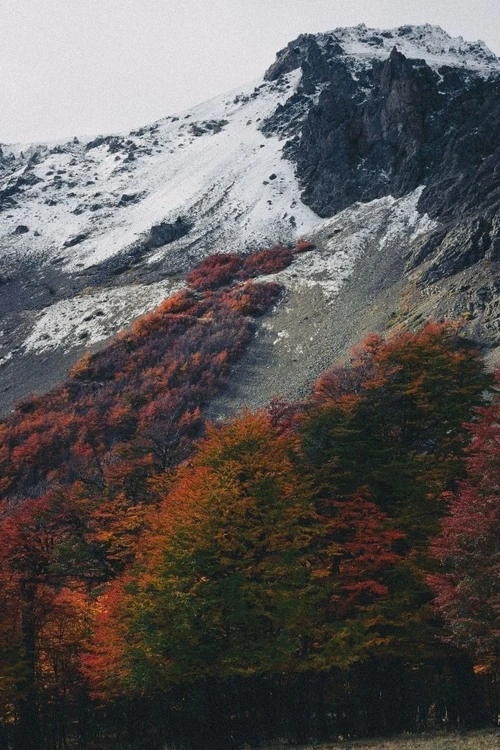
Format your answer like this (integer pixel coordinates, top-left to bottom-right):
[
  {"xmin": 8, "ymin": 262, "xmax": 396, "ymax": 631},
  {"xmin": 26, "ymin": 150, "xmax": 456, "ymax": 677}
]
[
  {"xmin": 286, "ymin": 49, "xmax": 434, "ymax": 214},
  {"xmin": 265, "ymin": 34, "xmax": 335, "ymax": 89},
  {"xmin": 262, "ymin": 28, "xmax": 500, "ymax": 302},
  {"xmin": 275, "ymin": 43, "xmax": 498, "ymax": 217},
  {"xmin": 63, "ymin": 233, "xmax": 88, "ymax": 248},
  {"xmin": 146, "ymin": 217, "xmax": 192, "ymax": 249},
  {"xmin": 409, "ymin": 212, "xmax": 500, "ymax": 285},
  {"xmin": 0, "ymin": 170, "xmax": 42, "ymax": 210}
]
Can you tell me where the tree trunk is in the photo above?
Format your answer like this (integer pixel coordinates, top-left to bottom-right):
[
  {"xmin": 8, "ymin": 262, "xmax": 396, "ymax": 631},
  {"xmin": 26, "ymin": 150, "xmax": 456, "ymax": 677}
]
[{"xmin": 15, "ymin": 582, "xmax": 42, "ymax": 750}]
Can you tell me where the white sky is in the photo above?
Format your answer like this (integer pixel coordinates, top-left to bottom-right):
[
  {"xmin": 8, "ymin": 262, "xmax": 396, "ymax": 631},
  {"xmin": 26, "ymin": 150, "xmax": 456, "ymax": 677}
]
[{"xmin": 1, "ymin": 0, "xmax": 499, "ymax": 144}]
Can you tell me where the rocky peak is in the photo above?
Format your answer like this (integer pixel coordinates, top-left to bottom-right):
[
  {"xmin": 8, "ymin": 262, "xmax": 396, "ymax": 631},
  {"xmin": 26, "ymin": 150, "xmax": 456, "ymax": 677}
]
[
  {"xmin": 380, "ymin": 46, "xmax": 419, "ymax": 90},
  {"xmin": 268, "ymin": 29, "xmax": 499, "ymax": 325},
  {"xmin": 321, "ymin": 23, "xmax": 500, "ymax": 75},
  {"xmin": 377, "ymin": 47, "xmax": 437, "ymax": 137},
  {"xmin": 265, "ymin": 25, "xmax": 499, "ymax": 105},
  {"xmin": 264, "ymin": 34, "xmax": 332, "ymax": 86}
]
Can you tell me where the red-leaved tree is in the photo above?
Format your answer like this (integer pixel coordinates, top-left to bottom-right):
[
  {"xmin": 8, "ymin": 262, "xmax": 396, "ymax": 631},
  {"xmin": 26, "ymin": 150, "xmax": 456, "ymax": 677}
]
[{"xmin": 429, "ymin": 376, "xmax": 500, "ymax": 666}]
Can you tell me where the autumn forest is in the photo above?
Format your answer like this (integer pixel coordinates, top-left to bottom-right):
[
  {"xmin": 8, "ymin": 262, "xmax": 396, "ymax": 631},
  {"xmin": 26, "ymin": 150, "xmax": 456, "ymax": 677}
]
[{"xmin": 0, "ymin": 246, "xmax": 498, "ymax": 750}]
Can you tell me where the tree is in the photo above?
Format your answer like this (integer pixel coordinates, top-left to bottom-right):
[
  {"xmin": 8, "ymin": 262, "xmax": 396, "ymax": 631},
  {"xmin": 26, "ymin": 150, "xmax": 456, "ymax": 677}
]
[
  {"xmin": 86, "ymin": 407, "xmax": 410, "ymax": 703},
  {"xmin": 86, "ymin": 412, "xmax": 322, "ymax": 692},
  {"xmin": 303, "ymin": 323, "xmax": 491, "ymax": 540},
  {"xmin": 0, "ymin": 574, "xmax": 23, "ymax": 748},
  {"xmin": 297, "ymin": 324, "xmax": 493, "ymax": 670},
  {"xmin": 0, "ymin": 489, "xmax": 103, "ymax": 749},
  {"xmin": 429, "ymin": 381, "xmax": 500, "ymax": 666}
]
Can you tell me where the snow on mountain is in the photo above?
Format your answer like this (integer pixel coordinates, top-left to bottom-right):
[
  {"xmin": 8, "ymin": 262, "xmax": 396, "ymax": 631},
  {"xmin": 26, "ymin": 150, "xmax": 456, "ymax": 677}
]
[
  {"xmin": 21, "ymin": 189, "xmax": 436, "ymax": 357},
  {"xmin": 2, "ymin": 25, "xmax": 496, "ymax": 280},
  {"xmin": 0, "ymin": 69, "xmax": 318, "ymax": 276},
  {"xmin": 22, "ymin": 279, "xmax": 185, "ymax": 354},
  {"xmin": 0, "ymin": 23, "xmax": 497, "ymax": 414},
  {"xmin": 318, "ymin": 23, "xmax": 500, "ymax": 75},
  {"xmin": 268, "ymin": 188, "xmax": 435, "ymax": 298}
]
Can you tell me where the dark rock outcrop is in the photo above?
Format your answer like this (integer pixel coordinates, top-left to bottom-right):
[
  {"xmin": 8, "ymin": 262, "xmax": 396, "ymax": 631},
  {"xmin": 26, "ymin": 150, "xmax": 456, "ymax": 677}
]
[
  {"xmin": 264, "ymin": 35, "xmax": 500, "ymax": 289},
  {"xmin": 118, "ymin": 193, "xmax": 141, "ymax": 207},
  {"xmin": 146, "ymin": 217, "xmax": 192, "ymax": 249},
  {"xmin": 189, "ymin": 120, "xmax": 228, "ymax": 137},
  {"xmin": 90, "ymin": 217, "xmax": 193, "ymax": 281},
  {"xmin": 265, "ymin": 34, "xmax": 335, "ymax": 86},
  {"xmin": 407, "ymin": 211, "xmax": 500, "ymax": 285},
  {"xmin": 63, "ymin": 233, "xmax": 88, "ymax": 248},
  {"xmin": 0, "ymin": 171, "xmax": 42, "ymax": 211},
  {"xmin": 285, "ymin": 48, "xmax": 446, "ymax": 216}
]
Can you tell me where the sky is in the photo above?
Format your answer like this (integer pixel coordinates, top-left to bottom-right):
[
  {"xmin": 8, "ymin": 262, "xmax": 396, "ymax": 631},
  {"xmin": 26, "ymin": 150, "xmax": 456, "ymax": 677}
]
[{"xmin": 1, "ymin": 0, "xmax": 499, "ymax": 144}]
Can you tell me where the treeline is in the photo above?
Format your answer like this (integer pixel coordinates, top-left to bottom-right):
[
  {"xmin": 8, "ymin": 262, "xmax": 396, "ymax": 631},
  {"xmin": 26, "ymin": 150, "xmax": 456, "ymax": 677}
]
[{"xmin": 0, "ymin": 247, "xmax": 498, "ymax": 749}]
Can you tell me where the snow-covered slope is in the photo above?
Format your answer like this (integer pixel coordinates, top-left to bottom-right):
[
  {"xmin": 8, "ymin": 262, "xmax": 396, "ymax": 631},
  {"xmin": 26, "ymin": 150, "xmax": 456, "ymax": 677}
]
[
  {"xmin": 21, "ymin": 189, "xmax": 436, "ymax": 357},
  {"xmin": 1, "ymin": 25, "xmax": 497, "ymax": 279},
  {"xmin": 0, "ymin": 69, "xmax": 318, "ymax": 276}
]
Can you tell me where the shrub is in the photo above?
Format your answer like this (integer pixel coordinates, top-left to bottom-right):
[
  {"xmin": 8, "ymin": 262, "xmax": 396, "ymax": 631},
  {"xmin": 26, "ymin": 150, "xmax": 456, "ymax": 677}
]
[
  {"xmin": 241, "ymin": 245, "xmax": 293, "ymax": 277},
  {"xmin": 187, "ymin": 253, "xmax": 242, "ymax": 291},
  {"xmin": 223, "ymin": 281, "xmax": 283, "ymax": 316},
  {"xmin": 294, "ymin": 238, "xmax": 316, "ymax": 253}
]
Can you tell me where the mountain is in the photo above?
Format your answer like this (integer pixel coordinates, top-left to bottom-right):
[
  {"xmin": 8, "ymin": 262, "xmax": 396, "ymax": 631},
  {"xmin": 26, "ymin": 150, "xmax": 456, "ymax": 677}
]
[{"xmin": 0, "ymin": 23, "xmax": 498, "ymax": 415}]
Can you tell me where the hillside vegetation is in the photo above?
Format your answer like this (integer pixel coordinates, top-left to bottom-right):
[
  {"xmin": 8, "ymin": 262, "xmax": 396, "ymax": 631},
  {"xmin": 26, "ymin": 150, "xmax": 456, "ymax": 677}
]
[{"xmin": 0, "ymin": 250, "xmax": 498, "ymax": 750}]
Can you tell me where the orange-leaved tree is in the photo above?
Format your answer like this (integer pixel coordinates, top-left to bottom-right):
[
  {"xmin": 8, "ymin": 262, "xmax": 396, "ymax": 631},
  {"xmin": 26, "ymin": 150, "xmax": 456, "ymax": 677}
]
[{"xmin": 85, "ymin": 411, "xmax": 324, "ymax": 694}]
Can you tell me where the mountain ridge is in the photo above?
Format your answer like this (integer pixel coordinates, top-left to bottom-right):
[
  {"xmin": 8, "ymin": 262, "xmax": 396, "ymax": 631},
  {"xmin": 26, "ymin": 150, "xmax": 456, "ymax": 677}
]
[
  {"xmin": 0, "ymin": 23, "xmax": 498, "ymax": 415},
  {"xmin": 266, "ymin": 23, "xmax": 500, "ymax": 79}
]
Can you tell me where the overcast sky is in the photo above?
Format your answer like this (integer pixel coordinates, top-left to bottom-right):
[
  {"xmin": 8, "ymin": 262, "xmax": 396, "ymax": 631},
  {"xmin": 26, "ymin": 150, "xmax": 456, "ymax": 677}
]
[{"xmin": 1, "ymin": 0, "xmax": 499, "ymax": 144}]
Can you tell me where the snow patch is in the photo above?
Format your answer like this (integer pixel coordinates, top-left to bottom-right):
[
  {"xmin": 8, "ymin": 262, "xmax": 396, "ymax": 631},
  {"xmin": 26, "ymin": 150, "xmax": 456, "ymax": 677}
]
[
  {"xmin": 22, "ymin": 190, "xmax": 436, "ymax": 356},
  {"xmin": 270, "ymin": 188, "xmax": 437, "ymax": 299},
  {"xmin": 23, "ymin": 279, "xmax": 184, "ymax": 354}
]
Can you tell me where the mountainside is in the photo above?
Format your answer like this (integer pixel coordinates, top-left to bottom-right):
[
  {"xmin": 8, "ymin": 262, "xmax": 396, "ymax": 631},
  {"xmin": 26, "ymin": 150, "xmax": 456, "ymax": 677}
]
[
  {"xmin": 0, "ymin": 25, "xmax": 499, "ymax": 750},
  {"xmin": 0, "ymin": 23, "xmax": 499, "ymax": 414}
]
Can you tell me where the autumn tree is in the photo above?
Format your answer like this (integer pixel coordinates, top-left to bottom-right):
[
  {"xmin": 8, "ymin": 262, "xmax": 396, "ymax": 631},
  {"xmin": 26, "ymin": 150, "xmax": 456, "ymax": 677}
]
[
  {"xmin": 429, "ymin": 381, "xmax": 500, "ymax": 667},
  {"xmin": 86, "ymin": 412, "xmax": 322, "ymax": 690},
  {"xmin": 0, "ymin": 492, "xmax": 82, "ymax": 750},
  {"xmin": 297, "ymin": 323, "xmax": 493, "ymax": 688},
  {"xmin": 0, "ymin": 302, "xmax": 494, "ymax": 746},
  {"xmin": 304, "ymin": 323, "xmax": 491, "ymax": 539},
  {"xmin": 87, "ymin": 408, "xmax": 408, "ymax": 707},
  {"xmin": 0, "ymin": 575, "xmax": 23, "ymax": 749}
]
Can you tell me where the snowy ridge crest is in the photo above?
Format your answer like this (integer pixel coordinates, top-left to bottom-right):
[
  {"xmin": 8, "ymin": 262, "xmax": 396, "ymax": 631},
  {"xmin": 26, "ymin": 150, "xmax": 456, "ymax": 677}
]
[{"xmin": 319, "ymin": 23, "xmax": 499, "ymax": 74}]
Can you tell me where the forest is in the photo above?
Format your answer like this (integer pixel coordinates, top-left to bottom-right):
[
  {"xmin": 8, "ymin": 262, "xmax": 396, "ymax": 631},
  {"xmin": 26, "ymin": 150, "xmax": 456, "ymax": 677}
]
[{"xmin": 0, "ymin": 246, "xmax": 498, "ymax": 750}]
